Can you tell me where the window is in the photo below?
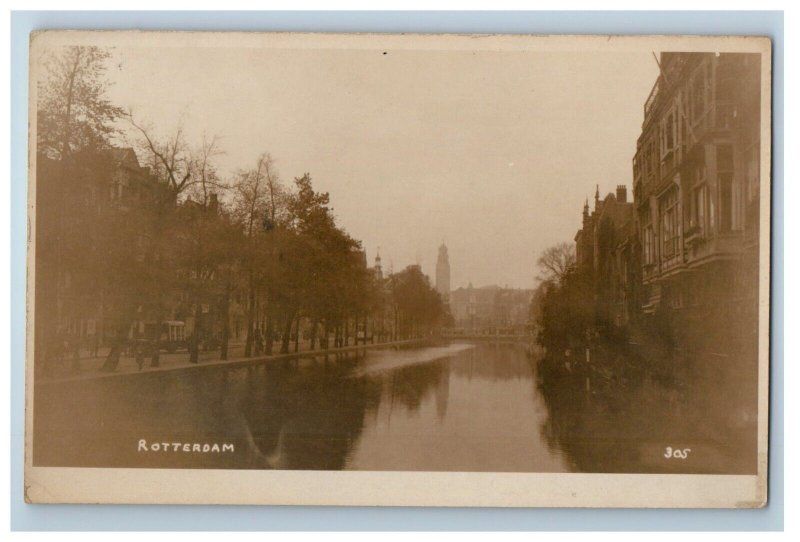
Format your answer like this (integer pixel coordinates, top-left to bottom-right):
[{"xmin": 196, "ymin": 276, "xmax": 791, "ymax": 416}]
[
  {"xmin": 648, "ymin": 137, "xmax": 658, "ymax": 182},
  {"xmin": 680, "ymin": 90, "xmax": 689, "ymax": 147},
  {"xmin": 642, "ymin": 209, "xmax": 656, "ymax": 266},
  {"xmin": 690, "ymin": 164, "xmax": 708, "ymax": 235},
  {"xmin": 638, "ymin": 134, "xmax": 657, "ymax": 186},
  {"xmin": 717, "ymin": 145, "xmax": 740, "ymax": 232},
  {"xmin": 645, "ymin": 226, "xmax": 655, "ymax": 265},
  {"xmin": 660, "ymin": 188, "xmax": 680, "ymax": 260},
  {"xmin": 692, "ymin": 185, "xmax": 707, "ymax": 234},
  {"xmin": 660, "ymin": 107, "xmax": 677, "ymax": 159},
  {"xmin": 691, "ymin": 62, "xmax": 710, "ymax": 124}
]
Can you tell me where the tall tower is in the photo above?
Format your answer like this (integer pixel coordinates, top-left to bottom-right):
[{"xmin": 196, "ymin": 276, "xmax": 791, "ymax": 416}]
[
  {"xmin": 436, "ymin": 244, "xmax": 451, "ymax": 303},
  {"xmin": 374, "ymin": 248, "xmax": 383, "ymax": 281}
]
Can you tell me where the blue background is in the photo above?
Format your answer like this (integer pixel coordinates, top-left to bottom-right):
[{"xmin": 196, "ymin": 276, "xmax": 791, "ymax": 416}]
[{"xmin": 9, "ymin": 10, "xmax": 784, "ymax": 531}]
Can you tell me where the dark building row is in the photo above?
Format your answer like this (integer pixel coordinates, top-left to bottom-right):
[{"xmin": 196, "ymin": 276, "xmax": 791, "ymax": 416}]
[
  {"xmin": 449, "ymin": 284, "xmax": 534, "ymax": 331},
  {"xmin": 35, "ymin": 147, "xmax": 168, "ymax": 359},
  {"xmin": 35, "ymin": 147, "xmax": 245, "ymax": 366},
  {"xmin": 574, "ymin": 52, "xmax": 763, "ymax": 351}
]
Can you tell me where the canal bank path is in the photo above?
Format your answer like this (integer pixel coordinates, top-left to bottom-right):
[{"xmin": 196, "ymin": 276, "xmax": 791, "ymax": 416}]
[{"xmin": 36, "ymin": 338, "xmax": 433, "ymax": 385}]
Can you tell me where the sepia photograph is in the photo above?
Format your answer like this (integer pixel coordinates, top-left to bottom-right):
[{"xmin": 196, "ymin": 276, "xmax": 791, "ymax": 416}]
[{"xmin": 24, "ymin": 31, "xmax": 771, "ymax": 507}]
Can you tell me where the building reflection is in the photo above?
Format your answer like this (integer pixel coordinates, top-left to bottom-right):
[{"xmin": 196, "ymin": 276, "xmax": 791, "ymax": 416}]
[
  {"xmin": 533, "ymin": 350, "xmax": 758, "ymax": 474},
  {"xmin": 34, "ymin": 342, "xmax": 754, "ymax": 474}
]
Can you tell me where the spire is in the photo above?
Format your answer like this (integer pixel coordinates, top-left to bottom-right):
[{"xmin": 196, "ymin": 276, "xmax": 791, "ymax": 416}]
[
  {"xmin": 594, "ymin": 184, "xmax": 600, "ymax": 211},
  {"xmin": 374, "ymin": 247, "xmax": 383, "ymax": 280}
]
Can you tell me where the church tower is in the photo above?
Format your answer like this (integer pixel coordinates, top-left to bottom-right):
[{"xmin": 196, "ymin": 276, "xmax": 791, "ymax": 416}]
[
  {"xmin": 374, "ymin": 248, "xmax": 383, "ymax": 281},
  {"xmin": 436, "ymin": 244, "xmax": 451, "ymax": 303}
]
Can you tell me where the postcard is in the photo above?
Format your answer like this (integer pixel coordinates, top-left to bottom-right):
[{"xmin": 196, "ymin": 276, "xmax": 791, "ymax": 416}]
[{"xmin": 25, "ymin": 31, "xmax": 771, "ymax": 507}]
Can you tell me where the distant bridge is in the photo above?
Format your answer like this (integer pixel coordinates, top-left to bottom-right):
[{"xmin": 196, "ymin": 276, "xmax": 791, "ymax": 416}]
[{"xmin": 441, "ymin": 333, "xmax": 534, "ymax": 344}]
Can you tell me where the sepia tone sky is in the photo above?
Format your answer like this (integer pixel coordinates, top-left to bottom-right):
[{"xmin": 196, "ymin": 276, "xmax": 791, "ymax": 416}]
[{"xmin": 104, "ymin": 45, "xmax": 659, "ymax": 289}]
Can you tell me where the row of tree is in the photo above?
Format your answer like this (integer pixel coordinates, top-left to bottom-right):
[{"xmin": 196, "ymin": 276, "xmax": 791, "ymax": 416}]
[{"xmin": 34, "ymin": 45, "xmax": 447, "ymax": 374}]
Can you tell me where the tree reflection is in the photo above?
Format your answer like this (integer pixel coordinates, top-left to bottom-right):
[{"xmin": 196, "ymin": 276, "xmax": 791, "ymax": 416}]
[
  {"xmin": 239, "ymin": 357, "xmax": 382, "ymax": 470},
  {"xmin": 383, "ymin": 361, "xmax": 446, "ymax": 413},
  {"xmin": 535, "ymin": 347, "xmax": 758, "ymax": 474}
]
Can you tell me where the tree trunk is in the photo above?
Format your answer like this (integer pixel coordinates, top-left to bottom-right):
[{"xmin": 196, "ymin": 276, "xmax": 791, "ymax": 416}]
[
  {"xmin": 220, "ymin": 281, "xmax": 231, "ymax": 361},
  {"xmin": 293, "ymin": 316, "xmax": 300, "ymax": 353},
  {"xmin": 101, "ymin": 342, "xmax": 123, "ymax": 372},
  {"xmin": 189, "ymin": 305, "xmax": 200, "ymax": 364},
  {"xmin": 309, "ymin": 320, "xmax": 318, "ymax": 350},
  {"xmin": 244, "ymin": 278, "xmax": 255, "ymax": 357},
  {"xmin": 100, "ymin": 322, "xmax": 128, "ymax": 373},
  {"xmin": 150, "ymin": 315, "xmax": 162, "ymax": 368},
  {"xmin": 280, "ymin": 312, "xmax": 293, "ymax": 354},
  {"xmin": 265, "ymin": 313, "xmax": 273, "ymax": 355}
]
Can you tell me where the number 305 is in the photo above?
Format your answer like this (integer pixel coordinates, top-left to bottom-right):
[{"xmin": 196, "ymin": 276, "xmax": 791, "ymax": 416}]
[{"xmin": 664, "ymin": 447, "xmax": 691, "ymax": 459}]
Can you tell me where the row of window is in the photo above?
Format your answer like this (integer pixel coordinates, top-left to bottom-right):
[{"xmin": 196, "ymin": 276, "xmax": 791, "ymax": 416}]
[
  {"xmin": 640, "ymin": 144, "xmax": 753, "ymax": 268},
  {"xmin": 634, "ymin": 59, "xmax": 714, "ymax": 186}
]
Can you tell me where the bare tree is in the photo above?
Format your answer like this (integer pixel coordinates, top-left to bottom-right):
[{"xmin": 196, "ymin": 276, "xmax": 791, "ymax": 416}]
[
  {"xmin": 189, "ymin": 133, "xmax": 226, "ymax": 206},
  {"xmin": 125, "ymin": 114, "xmax": 230, "ymax": 365},
  {"xmin": 127, "ymin": 113, "xmax": 192, "ymax": 200},
  {"xmin": 536, "ymin": 242, "xmax": 576, "ymax": 284}
]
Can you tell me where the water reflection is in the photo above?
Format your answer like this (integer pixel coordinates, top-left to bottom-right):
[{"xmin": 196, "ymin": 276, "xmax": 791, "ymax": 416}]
[
  {"xmin": 33, "ymin": 344, "xmax": 565, "ymax": 471},
  {"xmin": 236, "ymin": 358, "xmax": 381, "ymax": 470},
  {"xmin": 32, "ymin": 342, "xmax": 755, "ymax": 473},
  {"xmin": 347, "ymin": 345, "xmax": 566, "ymax": 472},
  {"xmin": 535, "ymin": 349, "xmax": 757, "ymax": 474}
]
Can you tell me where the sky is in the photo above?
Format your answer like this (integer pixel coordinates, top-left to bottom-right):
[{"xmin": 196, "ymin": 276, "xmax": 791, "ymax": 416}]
[{"xmin": 99, "ymin": 42, "xmax": 659, "ymax": 290}]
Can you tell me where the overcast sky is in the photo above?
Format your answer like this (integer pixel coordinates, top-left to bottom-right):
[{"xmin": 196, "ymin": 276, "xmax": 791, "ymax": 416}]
[{"xmin": 102, "ymin": 44, "xmax": 659, "ymax": 290}]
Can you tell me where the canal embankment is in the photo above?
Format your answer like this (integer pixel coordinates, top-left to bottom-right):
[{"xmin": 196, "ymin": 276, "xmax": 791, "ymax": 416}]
[{"xmin": 36, "ymin": 337, "xmax": 436, "ymax": 386}]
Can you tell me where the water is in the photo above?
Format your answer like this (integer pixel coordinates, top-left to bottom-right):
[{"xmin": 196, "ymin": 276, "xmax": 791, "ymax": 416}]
[{"xmin": 32, "ymin": 342, "xmax": 756, "ymax": 473}]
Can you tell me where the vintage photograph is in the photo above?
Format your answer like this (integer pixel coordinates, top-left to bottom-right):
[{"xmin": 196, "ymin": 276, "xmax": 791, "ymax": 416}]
[{"xmin": 25, "ymin": 32, "xmax": 771, "ymax": 506}]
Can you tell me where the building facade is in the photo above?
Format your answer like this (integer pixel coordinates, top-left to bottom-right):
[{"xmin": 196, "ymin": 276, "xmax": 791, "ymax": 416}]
[
  {"xmin": 570, "ymin": 53, "xmax": 761, "ymax": 352},
  {"xmin": 35, "ymin": 146, "xmax": 169, "ymax": 366},
  {"xmin": 632, "ymin": 52, "xmax": 761, "ymax": 349},
  {"xmin": 574, "ymin": 184, "xmax": 639, "ymax": 328},
  {"xmin": 449, "ymin": 284, "xmax": 534, "ymax": 331}
]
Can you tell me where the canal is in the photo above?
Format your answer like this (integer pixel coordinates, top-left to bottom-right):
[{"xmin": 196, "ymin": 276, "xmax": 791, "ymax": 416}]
[{"xmin": 32, "ymin": 342, "xmax": 757, "ymax": 474}]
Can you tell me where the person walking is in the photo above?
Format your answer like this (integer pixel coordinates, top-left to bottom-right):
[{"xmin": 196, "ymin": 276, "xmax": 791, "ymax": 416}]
[{"xmin": 135, "ymin": 341, "xmax": 145, "ymax": 372}]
